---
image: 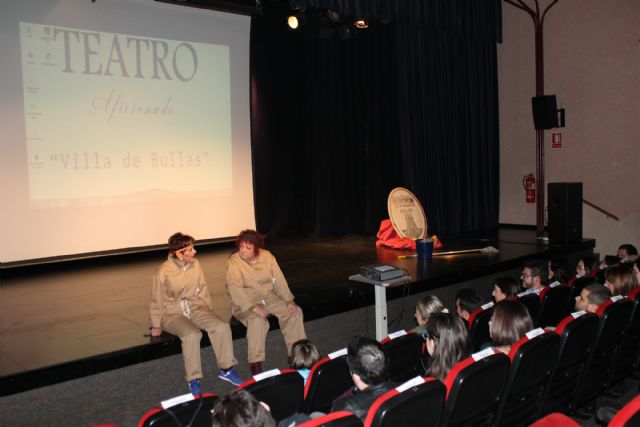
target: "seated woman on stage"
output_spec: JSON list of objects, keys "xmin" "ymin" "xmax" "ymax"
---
[
  {"xmin": 492, "ymin": 277, "xmax": 519, "ymax": 302},
  {"xmin": 489, "ymin": 300, "xmax": 534, "ymax": 355},
  {"xmin": 150, "ymin": 232, "xmax": 242, "ymax": 395},
  {"xmin": 226, "ymin": 229, "xmax": 306, "ymax": 375},
  {"xmin": 424, "ymin": 312, "xmax": 471, "ymax": 381}
]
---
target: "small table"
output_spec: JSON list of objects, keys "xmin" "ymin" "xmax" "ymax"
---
[{"xmin": 349, "ymin": 274, "xmax": 412, "ymax": 340}]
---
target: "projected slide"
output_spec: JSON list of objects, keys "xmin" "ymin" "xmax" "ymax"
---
[
  {"xmin": 21, "ymin": 23, "xmax": 232, "ymax": 205},
  {"xmin": 0, "ymin": 0, "xmax": 254, "ymax": 264}
]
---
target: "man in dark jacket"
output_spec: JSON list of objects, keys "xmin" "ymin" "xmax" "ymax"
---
[{"xmin": 330, "ymin": 336, "xmax": 394, "ymax": 421}]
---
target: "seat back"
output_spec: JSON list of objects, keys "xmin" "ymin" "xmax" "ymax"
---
[
  {"xmin": 364, "ymin": 376, "xmax": 445, "ymax": 427},
  {"xmin": 527, "ymin": 412, "xmax": 581, "ymax": 427},
  {"xmin": 439, "ymin": 349, "xmax": 510, "ymax": 427},
  {"xmin": 303, "ymin": 351, "xmax": 354, "ymax": 414},
  {"xmin": 467, "ymin": 302, "xmax": 494, "ymax": 352},
  {"xmin": 537, "ymin": 283, "xmax": 572, "ymax": 327},
  {"xmin": 138, "ymin": 393, "xmax": 218, "ymax": 427},
  {"xmin": 237, "ymin": 369, "xmax": 304, "ymax": 422},
  {"xmin": 575, "ymin": 297, "xmax": 635, "ymax": 408},
  {"xmin": 296, "ymin": 411, "xmax": 363, "ymax": 427},
  {"xmin": 609, "ymin": 395, "xmax": 640, "ymax": 427},
  {"xmin": 539, "ymin": 311, "xmax": 598, "ymax": 416},
  {"xmin": 493, "ymin": 329, "xmax": 560, "ymax": 427},
  {"xmin": 380, "ymin": 331, "xmax": 424, "ymax": 382},
  {"xmin": 610, "ymin": 288, "xmax": 640, "ymax": 384},
  {"xmin": 514, "ymin": 292, "xmax": 540, "ymax": 324}
]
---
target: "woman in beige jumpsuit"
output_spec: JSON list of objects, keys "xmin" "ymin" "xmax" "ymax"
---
[{"xmin": 226, "ymin": 229, "xmax": 306, "ymax": 375}]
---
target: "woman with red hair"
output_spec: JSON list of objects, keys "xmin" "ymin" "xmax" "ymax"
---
[{"xmin": 226, "ymin": 229, "xmax": 306, "ymax": 375}]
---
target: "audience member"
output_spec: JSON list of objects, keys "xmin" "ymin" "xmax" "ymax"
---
[
  {"xmin": 290, "ymin": 339, "xmax": 320, "ymax": 385},
  {"xmin": 617, "ymin": 244, "xmax": 638, "ymax": 263},
  {"xmin": 548, "ymin": 257, "xmax": 571, "ymax": 283},
  {"xmin": 632, "ymin": 259, "xmax": 640, "ymax": 286},
  {"xmin": 492, "ymin": 277, "xmax": 519, "ymax": 302},
  {"xmin": 489, "ymin": 300, "xmax": 534, "ymax": 355},
  {"xmin": 412, "ymin": 294, "xmax": 446, "ymax": 336},
  {"xmin": 211, "ymin": 389, "xmax": 275, "ymax": 427},
  {"xmin": 330, "ymin": 336, "xmax": 394, "ymax": 421},
  {"xmin": 604, "ymin": 265, "xmax": 638, "ymax": 296},
  {"xmin": 574, "ymin": 284, "xmax": 612, "ymax": 313},
  {"xmin": 424, "ymin": 312, "xmax": 471, "ymax": 381},
  {"xmin": 521, "ymin": 260, "xmax": 548, "ymax": 292},
  {"xmin": 455, "ymin": 288, "xmax": 483, "ymax": 321},
  {"xmin": 575, "ymin": 256, "xmax": 597, "ymax": 279}
]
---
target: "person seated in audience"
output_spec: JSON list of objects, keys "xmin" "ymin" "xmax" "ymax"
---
[
  {"xmin": 575, "ymin": 256, "xmax": 597, "ymax": 279},
  {"xmin": 489, "ymin": 300, "xmax": 534, "ymax": 355},
  {"xmin": 211, "ymin": 389, "xmax": 275, "ymax": 427},
  {"xmin": 278, "ymin": 336, "xmax": 394, "ymax": 426},
  {"xmin": 632, "ymin": 259, "xmax": 640, "ymax": 286},
  {"xmin": 548, "ymin": 257, "xmax": 570, "ymax": 283},
  {"xmin": 492, "ymin": 277, "xmax": 519, "ymax": 302},
  {"xmin": 412, "ymin": 294, "xmax": 446, "ymax": 336},
  {"xmin": 330, "ymin": 336, "xmax": 394, "ymax": 421},
  {"xmin": 520, "ymin": 260, "xmax": 548, "ymax": 293},
  {"xmin": 617, "ymin": 244, "xmax": 638, "ymax": 263},
  {"xmin": 424, "ymin": 312, "xmax": 471, "ymax": 381},
  {"xmin": 574, "ymin": 283, "xmax": 612, "ymax": 314},
  {"xmin": 604, "ymin": 265, "xmax": 638, "ymax": 296},
  {"xmin": 455, "ymin": 288, "xmax": 483, "ymax": 321},
  {"xmin": 290, "ymin": 339, "xmax": 320, "ymax": 385}
]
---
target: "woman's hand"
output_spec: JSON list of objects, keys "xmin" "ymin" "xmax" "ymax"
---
[
  {"xmin": 150, "ymin": 327, "xmax": 162, "ymax": 337},
  {"xmin": 252, "ymin": 304, "xmax": 270, "ymax": 319},
  {"xmin": 287, "ymin": 302, "xmax": 302, "ymax": 318}
]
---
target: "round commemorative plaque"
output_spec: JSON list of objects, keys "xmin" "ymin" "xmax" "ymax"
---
[{"xmin": 387, "ymin": 187, "xmax": 428, "ymax": 240}]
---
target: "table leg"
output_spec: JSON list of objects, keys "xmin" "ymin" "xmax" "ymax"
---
[{"xmin": 374, "ymin": 286, "xmax": 388, "ymax": 340}]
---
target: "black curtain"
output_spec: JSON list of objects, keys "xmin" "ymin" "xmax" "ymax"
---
[{"xmin": 250, "ymin": 0, "xmax": 501, "ymax": 238}]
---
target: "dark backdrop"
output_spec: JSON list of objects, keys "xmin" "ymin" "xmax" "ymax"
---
[{"xmin": 250, "ymin": 0, "xmax": 502, "ymax": 238}]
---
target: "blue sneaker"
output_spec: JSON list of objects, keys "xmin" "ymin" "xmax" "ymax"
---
[
  {"xmin": 188, "ymin": 379, "xmax": 202, "ymax": 395},
  {"xmin": 218, "ymin": 368, "xmax": 243, "ymax": 386}
]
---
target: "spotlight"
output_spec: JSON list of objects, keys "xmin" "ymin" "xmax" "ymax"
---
[
  {"xmin": 287, "ymin": 13, "xmax": 306, "ymax": 29},
  {"xmin": 354, "ymin": 19, "xmax": 368, "ymax": 29}
]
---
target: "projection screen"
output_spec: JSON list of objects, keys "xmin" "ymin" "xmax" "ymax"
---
[{"xmin": 0, "ymin": 0, "xmax": 254, "ymax": 264}]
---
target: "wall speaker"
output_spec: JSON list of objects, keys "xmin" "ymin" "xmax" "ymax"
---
[
  {"xmin": 532, "ymin": 95, "xmax": 558, "ymax": 130},
  {"xmin": 548, "ymin": 182, "xmax": 582, "ymax": 245}
]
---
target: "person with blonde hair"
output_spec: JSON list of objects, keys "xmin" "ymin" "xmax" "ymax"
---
[{"xmin": 412, "ymin": 294, "xmax": 445, "ymax": 335}]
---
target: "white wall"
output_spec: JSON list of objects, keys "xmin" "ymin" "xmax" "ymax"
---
[{"xmin": 498, "ymin": 0, "xmax": 640, "ymax": 256}]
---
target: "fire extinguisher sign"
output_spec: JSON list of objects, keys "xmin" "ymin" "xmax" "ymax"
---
[{"xmin": 552, "ymin": 132, "xmax": 562, "ymax": 148}]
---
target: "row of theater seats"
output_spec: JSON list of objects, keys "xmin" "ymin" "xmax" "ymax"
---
[{"xmin": 137, "ymin": 287, "xmax": 640, "ymax": 426}]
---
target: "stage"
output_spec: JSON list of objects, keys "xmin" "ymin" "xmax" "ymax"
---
[{"xmin": 0, "ymin": 226, "xmax": 595, "ymax": 396}]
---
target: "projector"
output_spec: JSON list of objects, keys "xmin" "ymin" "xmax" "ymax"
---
[{"xmin": 360, "ymin": 264, "xmax": 406, "ymax": 282}]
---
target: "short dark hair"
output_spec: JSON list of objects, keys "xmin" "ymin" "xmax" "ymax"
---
[
  {"xmin": 584, "ymin": 284, "xmax": 611, "ymax": 307},
  {"xmin": 619, "ymin": 244, "xmax": 638, "ymax": 256},
  {"xmin": 455, "ymin": 288, "xmax": 483, "ymax": 314},
  {"xmin": 490, "ymin": 300, "xmax": 534, "ymax": 347},
  {"xmin": 425, "ymin": 313, "xmax": 471, "ymax": 381},
  {"xmin": 346, "ymin": 336, "xmax": 388, "ymax": 386},
  {"xmin": 168, "ymin": 232, "xmax": 195, "ymax": 254},
  {"xmin": 524, "ymin": 260, "xmax": 548, "ymax": 283},
  {"xmin": 549, "ymin": 257, "xmax": 570, "ymax": 282},
  {"xmin": 211, "ymin": 389, "xmax": 275, "ymax": 427},
  {"xmin": 494, "ymin": 277, "xmax": 519, "ymax": 299},
  {"xmin": 290, "ymin": 339, "xmax": 320, "ymax": 370},
  {"xmin": 235, "ymin": 229, "xmax": 265, "ymax": 257}
]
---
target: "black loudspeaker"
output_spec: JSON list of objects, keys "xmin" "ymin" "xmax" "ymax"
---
[
  {"xmin": 548, "ymin": 182, "xmax": 582, "ymax": 245},
  {"xmin": 532, "ymin": 95, "xmax": 558, "ymax": 130}
]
